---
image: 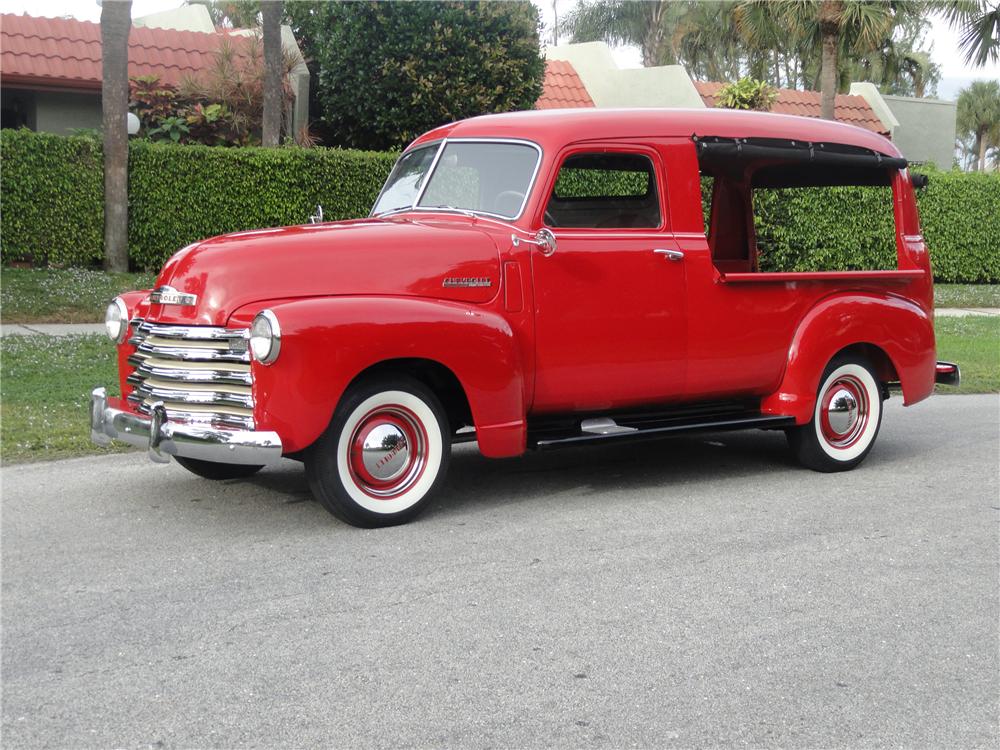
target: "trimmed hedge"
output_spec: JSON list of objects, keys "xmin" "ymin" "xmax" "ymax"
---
[
  {"xmin": 128, "ymin": 142, "xmax": 396, "ymax": 268},
  {"xmin": 1, "ymin": 130, "xmax": 104, "ymax": 266},
  {"xmin": 1, "ymin": 129, "xmax": 998, "ymax": 282}
]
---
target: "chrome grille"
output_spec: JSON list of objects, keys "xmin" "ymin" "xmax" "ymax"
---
[{"xmin": 126, "ymin": 320, "xmax": 255, "ymax": 429}]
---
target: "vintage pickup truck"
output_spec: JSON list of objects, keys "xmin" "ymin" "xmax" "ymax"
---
[{"xmin": 91, "ymin": 109, "xmax": 959, "ymax": 527}]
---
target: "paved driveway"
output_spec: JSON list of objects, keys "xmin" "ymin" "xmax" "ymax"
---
[{"xmin": 2, "ymin": 395, "xmax": 997, "ymax": 748}]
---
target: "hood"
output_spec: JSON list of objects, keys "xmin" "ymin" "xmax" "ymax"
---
[{"xmin": 147, "ymin": 217, "xmax": 503, "ymax": 326}]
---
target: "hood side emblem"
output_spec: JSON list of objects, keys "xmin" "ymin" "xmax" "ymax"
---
[
  {"xmin": 443, "ymin": 277, "xmax": 492, "ymax": 288},
  {"xmin": 149, "ymin": 285, "xmax": 198, "ymax": 306}
]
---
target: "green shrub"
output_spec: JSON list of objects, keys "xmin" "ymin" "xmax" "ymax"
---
[
  {"xmin": 128, "ymin": 141, "xmax": 397, "ymax": 268},
  {"xmin": 2, "ymin": 130, "xmax": 998, "ymax": 282},
  {"xmin": 0, "ymin": 129, "xmax": 104, "ymax": 267},
  {"xmin": 913, "ymin": 167, "xmax": 1000, "ymax": 284}
]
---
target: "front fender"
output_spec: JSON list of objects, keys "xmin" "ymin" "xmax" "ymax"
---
[
  {"xmin": 238, "ymin": 297, "xmax": 526, "ymax": 457},
  {"xmin": 761, "ymin": 293, "xmax": 935, "ymax": 424}
]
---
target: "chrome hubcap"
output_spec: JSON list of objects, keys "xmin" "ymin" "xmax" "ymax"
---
[
  {"xmin": 348, "ymin": 405, "xmax": 428, "ymax": 499},
  {"xmin": 826, "ymin": 388, "xmax": 859, "ymax": 435},
  {"xmin": 360, "ymin": 423, "xmax": 410, "ymax": 482},
  {"xmin": 819, "ymin": 374, "xmax": 870, "ymax": 449}
]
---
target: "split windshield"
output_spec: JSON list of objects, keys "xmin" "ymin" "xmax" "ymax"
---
[{"xmin": 372, "ymin": 141, "xmax": 540, "ymax": 220}]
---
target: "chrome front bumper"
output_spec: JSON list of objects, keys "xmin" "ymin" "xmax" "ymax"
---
[{"xmin": 89, "ymin": 387, "xmax": 283, "ymax": 466}]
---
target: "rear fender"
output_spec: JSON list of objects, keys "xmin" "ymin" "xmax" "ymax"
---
[
  {"xmin": 238, "ymin": 297, "xmax": 526, "ymax": 457},
  {"xmin": 761, "ymin": 293, "xmax": 935, "ymax": 424}
]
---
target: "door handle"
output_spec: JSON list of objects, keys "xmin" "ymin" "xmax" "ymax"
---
[{"xmin": 653, "ymin": 248, "xmax": 684, "ymax": 261}]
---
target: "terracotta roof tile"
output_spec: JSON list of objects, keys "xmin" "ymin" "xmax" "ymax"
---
[
  {"xmin": 694, "ymin": 79, "xmax": 888, "ymax": 135},
  {"xmin": 0, "ymin": 12, "xmax": 253, "ymax": 90},
  {"xmin": 537, "ymin": 59, "xmax": 595, "ymax": 109}
]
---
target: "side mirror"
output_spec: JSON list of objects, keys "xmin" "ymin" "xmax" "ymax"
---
[{"xmin": 511, "ymin": 228, "xmax": 557, "ymax": 256}]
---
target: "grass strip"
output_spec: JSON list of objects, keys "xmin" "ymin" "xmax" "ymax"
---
[
  {"xmin": 933, "ymin": 283, "xmax": 1000, "ymax": 309},
  {"xmin": 1, "ymin": 268, "xmax": 156, "ymax": 324},
  {"xmin": 0, "ymin": 334, "xmax": 129, "ymax": 464},
  {"xmin": 934, "ymin": 315, "xmax": 1000, "ymax": 394}
]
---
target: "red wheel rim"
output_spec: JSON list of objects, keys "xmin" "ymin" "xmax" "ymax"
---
[
  {"xmin": 819, "ymin": 375, "xmax": 870, "ymax": 449},
  {"xmin": 348, "ymin": 405, "xmax": 428, "ymax": 499}
]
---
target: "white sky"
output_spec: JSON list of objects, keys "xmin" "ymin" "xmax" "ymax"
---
[{"xmin": 4, "ymin": 0, "xmax": 998, "ymax": 99}]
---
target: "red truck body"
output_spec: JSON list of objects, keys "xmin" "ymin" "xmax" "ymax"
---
[{"xmin": 93, "ymin": 109, "xmax": 955, "ymax": 526}]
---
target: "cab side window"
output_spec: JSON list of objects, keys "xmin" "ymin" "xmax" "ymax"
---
[{"xmin": 544, "ymin": 152, "xmax": 661, "ymax": 229}]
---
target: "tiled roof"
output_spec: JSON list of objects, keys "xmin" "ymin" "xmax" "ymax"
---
[
  {"xmin": 537, "ymin": 60, "xmax": 595, "ymax": 109},
  {"xmin": 694, "ymin": 80, "xmax": 888, "ymax": 135},
  {"xmin": 0, "ymin": 13, "xmax": 252, "ymax": 90}
]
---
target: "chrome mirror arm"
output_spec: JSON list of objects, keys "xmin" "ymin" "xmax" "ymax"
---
[{"xmin": 511, "ymin": 228, "xmax": 557, "ymax": 256}]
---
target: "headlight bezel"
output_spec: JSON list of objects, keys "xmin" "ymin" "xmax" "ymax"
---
[
  {"xmin": 249, "ymin": 309, "xmax": 281, "ymax": 365},
  {"xmin": 105, "ymin": 297, "xmax": 129, "ymax": 344}
]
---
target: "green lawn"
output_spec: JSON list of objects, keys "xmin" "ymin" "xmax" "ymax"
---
[
  {"xmin": 1, "ymin": 268, "xmax": 156, "ymax": 323},
  {"xmin": 1, "ymin": 318, "xmax": 996, "ymax": 464},
  {"xmin": 934, "ymin": 316, "xmax": 1000, "ymax": 394},
  {"xmin": 0, "ymin": 334, "xmax": 129, "ymax": 464},
  {"xmin": 934, "ymin": 284, "xmax": 1000, "ymax": 309}
]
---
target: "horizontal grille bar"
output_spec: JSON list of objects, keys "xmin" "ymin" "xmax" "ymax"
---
[{"xmin": 125, "ymin": 319, "xmax": 255, "ymax": 429}]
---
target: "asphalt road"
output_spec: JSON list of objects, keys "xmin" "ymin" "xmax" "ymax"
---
[{"xmin": 3, "ymin": 395, "xmax": 998, "ymax": 748}]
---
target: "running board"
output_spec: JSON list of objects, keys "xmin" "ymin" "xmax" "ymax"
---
[{"xmin": 531, "ymin": 413, "xmax": 796, "ymax": 451}]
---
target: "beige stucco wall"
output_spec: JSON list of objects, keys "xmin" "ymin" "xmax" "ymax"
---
[
  {"xmin": 881, "ymin": 95, "xmax": 958, "ymax": 168},
  {"xmin": 546, "ymin": 42, "xmax": 705, "ymax": 109}
]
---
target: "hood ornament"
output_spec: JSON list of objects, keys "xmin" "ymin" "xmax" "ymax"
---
[
  {"xmin": 149, "ymin": 285, "xmax": 198, "ymax": 306},
  {"xmin": 309, "ymin": 204, "xmax": 324, "ymax": 224}
]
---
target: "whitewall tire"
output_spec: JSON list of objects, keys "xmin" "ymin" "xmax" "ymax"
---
[
  {"xmin": 306, "ymin": 376, "xmax": 450, "ymax": 527},
  {"xmin": 788, "ymin": 355, "xmax": 884, "ymax": 472}
]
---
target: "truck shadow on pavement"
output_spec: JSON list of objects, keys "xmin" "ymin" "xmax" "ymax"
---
[{"xmin": 234, "ymin": 427, "xmax": 860, "ymax": 525}]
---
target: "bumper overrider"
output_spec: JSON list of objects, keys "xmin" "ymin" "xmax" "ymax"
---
[{"xmin": 90, "ymin": 387, "xmax": 283, "ymax": 466}]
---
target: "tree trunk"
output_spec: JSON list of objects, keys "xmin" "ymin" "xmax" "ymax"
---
[
  {"xmin": 261, "ymin": 0, "xmax": 284, "ymax": 147},
  {"xmin": 978, "ymin": 127, "xmax": 988, "ymax": 171},
  {"xmin": 642, "ymin": 1, "xmax": 666, "ymax": 67},
  {"xmin": 101, "ymin": 0, "xmax": 132, "ymax": 272},
  {"xmin": 818, "ymin": 0, "xmax": 844, "ymax": 121}
]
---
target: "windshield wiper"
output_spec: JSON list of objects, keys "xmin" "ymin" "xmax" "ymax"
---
[
  {"xmin": 424, "ymin": 205, "xmax": 478, "ymax": 219},
  {"xmin": 373, "ymin": 206, "xmax": 415, "ymax": 218}
]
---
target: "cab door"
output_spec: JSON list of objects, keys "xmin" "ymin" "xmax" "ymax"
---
[{"xmin": 529, "ymin": 145, "xmax": 687, "ymax": 413}]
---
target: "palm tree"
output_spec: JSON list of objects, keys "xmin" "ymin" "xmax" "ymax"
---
[
  {"xmin": 957, "ymin": 80, "xmax": 1000, "ymax": 171},
  {"xmin": 937, "ymin": 0, "xmax": 999, "ymax": 67},
  {"xmin": 559, "ymin": 0, "xmax": 671, "ymax": 67},
  {"xmin": 260, "ymin": 0, "xmax": 283, "ymax": 146},
  {"xmin": 101, "ymin": 0, "xmax": 132, "ymax": 272},
  {"xmin": 738, "ymin": 0, "xmax": 899, "ymax": 120}
]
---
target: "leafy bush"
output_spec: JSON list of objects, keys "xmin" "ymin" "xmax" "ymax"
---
[
  {"xmin": 286, "ymin": 0, "xmax": 545, "ymax": 150},
  {"xmin": 0, "ymin": 129, "xmax": 104, "ymax": 267},
  {"xmin": 128, "ymin": 141, "xmax": 396, "ymax": 268},
  {"xmin": 716, "ymin": 77, "xmax": 779, "ymax": 111},
  {"xmin": 912, "ymin": 167, "xmax": 1000, "ymax": 283}
]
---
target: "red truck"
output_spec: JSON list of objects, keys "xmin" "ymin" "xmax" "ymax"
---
[{"xmin": 91, "ymin": 109, "xmax": 958, "ymax": 527}]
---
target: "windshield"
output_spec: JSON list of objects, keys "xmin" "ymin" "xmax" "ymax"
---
[{"xmin": 372, "ymin": 140, "xmax": 540, "ymax": 219}]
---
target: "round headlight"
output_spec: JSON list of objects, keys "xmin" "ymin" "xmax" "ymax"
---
[
  {"xmin": 105, "ymin": 297, "xmax": 128, "ymax": 344},
  {"xmin": 249, "ymin": 310, "xmax": 281, "ymax": 365}
]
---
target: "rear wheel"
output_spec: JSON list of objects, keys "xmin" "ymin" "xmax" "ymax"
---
[
  {"xmin": 174, "ymin": 457, "xmax": 263, "ymax": 480},
  {"xmin": 787, "ymin": 354, "xmax": 884, "ymax": 472},
  {"xmin": 305, "ymin": 375, "xmax": 450, "ymax": 527}
]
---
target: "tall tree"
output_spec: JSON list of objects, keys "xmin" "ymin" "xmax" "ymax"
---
[
  {"xmin": 260, "ymin": 0, "xmax": 283, "ymax": 146},
  {"xmin": 937, "ymin": 0, "xmax": 1000, "ymax": 67},
  {"xmin": 285, "ymin": 1, "xmax": 544, "ymax": 150},
  {"xmin": 101, "ymin": 0, "xmax": 132, "ymax": 272},
  {"xmin": 187, "ymin": 0, "xmax": 261, "ymax": 29},
  {"xmin": 957, "ymin": 79, "xmax": 1000, "ymax": 170},
  {"xmin": 737, "ymin": 1, "xmax": 899, "ymax": 119},
  {"xmin": 560, "ymin": 0, "xmax": 670, "ymax": 67}
]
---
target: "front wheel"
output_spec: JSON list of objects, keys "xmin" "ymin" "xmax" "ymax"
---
[
  {"xmin": 305, "ymin": 375, "xmax": 451, "ymax": 527},
  {"xmin": 787, "ymin": 355, "xmax": 884, "ymax": 472}
]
